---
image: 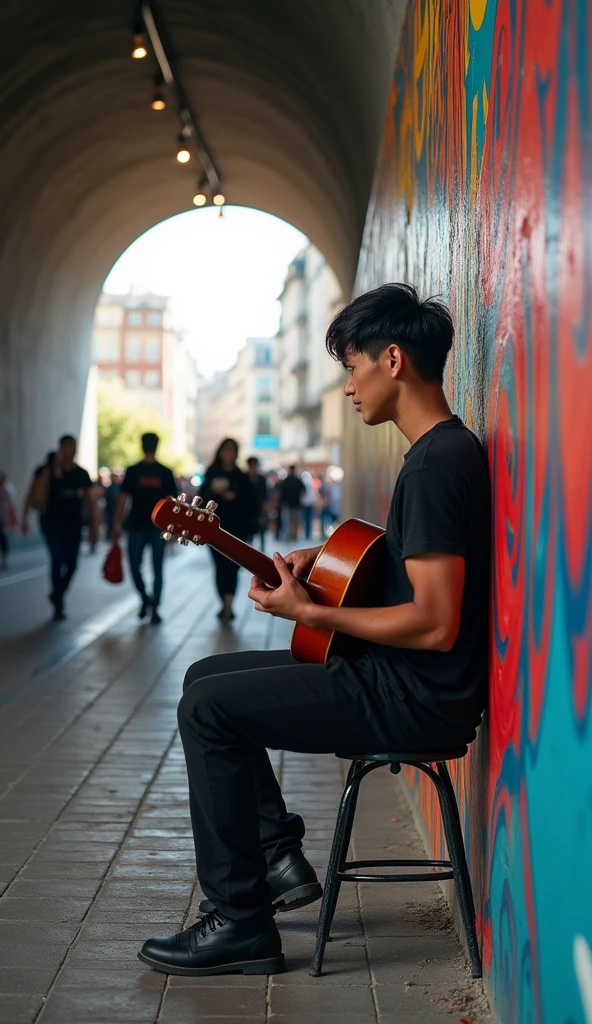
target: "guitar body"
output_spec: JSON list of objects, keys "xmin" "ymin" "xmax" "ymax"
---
[
  {"xmin": 291, "ymin": 519, "xmax": 386, "ymax": 663},
  {"xmin": 151, "ymin": 496, "xmax": 386, "ymax": 665}
]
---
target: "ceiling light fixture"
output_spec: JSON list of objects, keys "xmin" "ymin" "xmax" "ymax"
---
[
  {"xmin": 131, "ymin": 32, "xmax": 148, "ymax": 59},
  {"xmin": 176, "ymin": 133, "xmax": 191, "ymax": 163},
  {"xmin": 151, "ymin": 72, "xmax": 166, "ymax": 110},
  {"xmin": 212, "ymin": 193, "xmax": 225, "ymax": 207}
]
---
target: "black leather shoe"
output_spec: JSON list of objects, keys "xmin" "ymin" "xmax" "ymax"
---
[
  {"xmin": 138, "ymin": 911, "xmax": 284, "ymax": 977},
  {"xmin": 198, "ymin": 849, "xmax": 322, "ymax": 917}
]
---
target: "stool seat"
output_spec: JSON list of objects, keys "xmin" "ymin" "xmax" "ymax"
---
[{"xmin": 336, "ymin": 747, "xmax": 467, "ymax": 763}]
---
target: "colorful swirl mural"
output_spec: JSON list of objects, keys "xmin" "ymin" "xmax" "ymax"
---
[{"xmin": 352, "ymin": 1, "xmax": 592, "ymax": 1021}]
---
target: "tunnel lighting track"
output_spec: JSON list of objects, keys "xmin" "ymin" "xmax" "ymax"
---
[{"xmin": 138, "ymin": 1, "xmax": 223, "ymax": 195}]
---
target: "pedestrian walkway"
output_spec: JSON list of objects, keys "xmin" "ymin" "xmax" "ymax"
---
[{"xmin": 0, "ymin": 541, "xmax": 492, "ymax": 1023}]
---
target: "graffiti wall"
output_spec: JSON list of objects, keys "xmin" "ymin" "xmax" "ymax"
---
[{"xmin": 351, "ymin": 1, "xmax": 592, "ymax": 1021}]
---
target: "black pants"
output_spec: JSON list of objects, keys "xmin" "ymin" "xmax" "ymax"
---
[
  {"xmin": 210, "ymin": 548, "xmax": 240, "ymax": 601},
  {"xmin": 0, "ymin": 526, "xmax": 7, "ymax": 560},
  {"xmin": 178, "ymin": 649, "xmax": 437, "ymax": 924},
  {"xmin": 41, "ymin": 521, "xmax": 82, "ymax": 608},
  {"xmin": 128, "ymin": 527, "xmax": 166, "ymax": 609}
]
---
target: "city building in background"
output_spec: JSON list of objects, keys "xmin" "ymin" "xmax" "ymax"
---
[
  {"xmin": 92, "ymin": 292, "xmax": 197, "ymax": 462},
  {"xmin": 197, "ymin": 339, "xmax": 279, "ymax": 469},
  {"xmin": 276, "ymin": 244, "xmax": 343, "ymax": 470}
]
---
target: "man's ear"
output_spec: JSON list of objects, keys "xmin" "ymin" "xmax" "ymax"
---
[{"xmin": 387, "ymin": 343, "xmax": 403, "ymax": 378}]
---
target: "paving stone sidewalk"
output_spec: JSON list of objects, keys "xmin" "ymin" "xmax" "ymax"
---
[{"xmin": 0, "ymin": 544, "xmax": 493, "ymax": 1023}]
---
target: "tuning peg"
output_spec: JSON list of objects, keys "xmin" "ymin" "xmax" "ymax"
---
[
  {"xmin": 177, "ymin": 492, "xmax": 187, "ymax": 504},
  {"xmin": 161, "ymin": 531, "xmax": 172, "ymax": 541},
  {"xmin": 205, "ymin": 500, "xmax": 218, "ymax": 512},
  {"xmin": 191, "ymin": 495, "xmax": 203, "ymax": 508},
  {"xmin": 177, "ymin": 536, "xmax": 189, "ymax": 546}
]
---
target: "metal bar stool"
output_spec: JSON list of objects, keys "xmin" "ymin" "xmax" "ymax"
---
[{"xmin": 310, "ymin": 748, "xmax": 482, "ymax": 979}]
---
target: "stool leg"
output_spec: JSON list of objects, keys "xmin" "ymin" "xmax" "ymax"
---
[
  {"xmin": 310, "ymin": 761, "xmax": 372, "ymax": 977},
  {"xmin": 434, "ymin": 762, "xmax": 482, "ymax": 978}
]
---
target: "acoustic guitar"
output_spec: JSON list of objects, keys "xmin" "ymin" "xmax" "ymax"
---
[{"xmin": 152, "ymin": 493, "xmax": 386, "ymax": 664}]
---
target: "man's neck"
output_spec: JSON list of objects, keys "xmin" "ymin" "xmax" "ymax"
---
[
  {"xmin": 143, "ymin": 454, "xmax": 156, "ymax": 464},
  {"xmin": 394, "ymin": 387, "xmax": 454, "ymax": 448}
]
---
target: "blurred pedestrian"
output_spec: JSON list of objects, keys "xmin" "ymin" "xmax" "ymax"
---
[
  {"xmin": 200, "ymin": 438, "xmax": 257, "ymax": 624},
  {"xmin": 104, "ymin": 468, "xmax": 123, "ymax": 540},
  {"xmin": 320, "ymin": 467, "xmax": 343, "ymax": 537},
  {"xmin": 245, "ymin": 456, "xmax": 270, "ymax": 551},
  {"xmin": 278, "ymin": 465, "xmax": 305, "ymax": 541},
  {"xmin": 0, "ymin": 472, "xmax": 17, "ymax": 570},
  {"xmin": 21, "ymin": 435, "xmax": 97, "ymax": 620},
  {"xmin": 111, "ymin": 433, "xmax": 177, "ymax": 625},
  {"xmin": 300, "ymin": 471, "xmax": 317, "ymax": 541}
]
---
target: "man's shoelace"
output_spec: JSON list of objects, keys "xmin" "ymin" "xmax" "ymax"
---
[{"xmin": 188, "ymin": 910, "xmax": 227, "ymax": 951}]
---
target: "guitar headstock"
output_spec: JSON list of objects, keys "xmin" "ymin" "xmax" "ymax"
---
[{"xmin": 151, "ymin": 493, "xmax": 221, "ymax": 547}]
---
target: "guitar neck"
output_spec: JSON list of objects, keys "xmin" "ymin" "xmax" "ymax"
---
[
  {"xmin": 208, "ymin": 530, "xmax": 282, "ymax": 587},
  {"xmin": 207, "ymin": 529, "xmax": 323, "ymax": 599}
]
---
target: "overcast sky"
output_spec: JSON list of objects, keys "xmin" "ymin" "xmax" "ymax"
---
[{"xmin": 103, "ymin": 207, "xmax": 306, "ymax": 378}]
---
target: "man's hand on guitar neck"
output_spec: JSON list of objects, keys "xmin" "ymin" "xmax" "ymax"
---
[
  {"xmin": 248, "ymin": 552, "xmax": 315, "ymax": 622},
  {"xmin": 284, "ymin": 545, "xmax": 322, "ymax": 579}
]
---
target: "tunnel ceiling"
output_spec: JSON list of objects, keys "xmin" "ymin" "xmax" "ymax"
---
[{"xmin": 0, "ymin": 0, "xmax": 405, "ymax": 305}]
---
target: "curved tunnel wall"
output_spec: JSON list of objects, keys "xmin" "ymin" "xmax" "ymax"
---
[
  {"xmin": 0, "ymin": 0, "xmax": 405, "ymax": 498},
  {"xmin": 347, "ymin": 2, "xmax": 592, "ymax": 1020}
]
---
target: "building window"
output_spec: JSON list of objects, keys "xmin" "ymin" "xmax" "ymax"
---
[
  {"xmin": 125, "ymin": 370, "xmax": 141, "ymax": 387},
  {"xmin": 128, "ymin": 312, "xmax": 142, "ymax": 326},
  {"xmin": 99, "ymin": 368, "xmax": 119, "ymax": 381},
  {"xmin": 145, "ymin": 338, "xmax": 160, "ymax": 363},
  {"xmin": 255, "ymin": 346, "xmax": 272, "ymax": 366},
  {"xmin": 256, "ymin": 375, "xmax": 273, "ymax": 402},
  {"xmin": 126, "ymin": 335, "xmax": 141, "ymax": 362},
  {"xmin": 144, "ymin": 370, "xmax": 160, "ymax": 388},
  {"xmin": 146, "ymin": 312, "xmax": 161, "ymax": 326},
  {"xmin": 256, "ymin": 414, "xmax": 272, "ymax": 435}
]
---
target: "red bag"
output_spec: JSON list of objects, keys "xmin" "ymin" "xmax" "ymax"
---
[{"xmin": 102, "ymin": 542, "xmax": 124, "ymax": 584}]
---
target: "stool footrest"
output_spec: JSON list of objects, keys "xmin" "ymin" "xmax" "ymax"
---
[{"xmin": 338, "ymin": 858, "xmax": 454, "ymax": 884}]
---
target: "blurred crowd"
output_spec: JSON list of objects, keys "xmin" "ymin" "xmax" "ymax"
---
[{"xmin": 1, "ymin": 433, "xmax": 343, "ymax": 627}]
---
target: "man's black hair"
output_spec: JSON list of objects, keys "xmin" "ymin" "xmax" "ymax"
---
[
  {"xmin": 142, "ymin": 432, "xmax": 159, "ymax": 454},
  {"xmin": 59, "ymin": 434, "xmax": 76, "ymax": 446},
  {"xmin": 325, "ymin": 283, "xmax": 454, "ymax": 383},
  {"xmin": 247, "ymin": 456, "xmax": 259, "ymax": 466}
]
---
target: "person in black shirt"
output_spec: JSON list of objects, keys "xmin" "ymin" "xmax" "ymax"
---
[
  {"xmin": 21, "ymin": 435, "xmax": 97, "ymax": 620},
  {"xmin": 138, "ymin": 285, "xmax": 490, "ymax": 979},
  {"xmin": 112, "ymin": 433, "xmax": 177, "ymax": 625},
  {"xmin": 199, "ymin": 439, "xmax": 257, "ymax": 623},
  {"xmin": 245, "ymin": 456, "xmax": 270, "ymax": 551},
  {"xmin": 278, "ymin": 466, "xmax": 305, "ymax": 540}
]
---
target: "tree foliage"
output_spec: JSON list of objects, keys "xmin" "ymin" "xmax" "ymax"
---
[{"xmin": 97, "ymin": 380, "xmax": 180, "ymax": 471}]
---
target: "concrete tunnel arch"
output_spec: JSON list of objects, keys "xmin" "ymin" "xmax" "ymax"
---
[{"xmin": 0, "ymin": 0, "xmax": 405, "ymax": 499}]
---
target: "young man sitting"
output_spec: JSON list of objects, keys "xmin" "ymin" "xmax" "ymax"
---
[{"xmin": 138, "ymin": 283, "xmax": 490, "ymax": 977}]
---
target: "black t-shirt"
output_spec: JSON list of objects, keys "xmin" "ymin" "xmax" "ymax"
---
[
  {"xmin": 199, "ymin": 465, "xmax": 257, "ymax": 540},
  {"xmin": 121, "ymin": 460, "xmax": 177, "ymax": 530},
  {"xmin": 36, "ymin": 463, "xmax": 92, "ymax": 528},
  {"xmin": 366, "ymin": 416, "xmax": 490, "ymax": 738},
  {"xmin": 279, "ymin": 475, "xmax": 305, "ymax": 509},
  {"xmin": 250, "ymin": 473, "xmax": 269, "ymax": 512}
]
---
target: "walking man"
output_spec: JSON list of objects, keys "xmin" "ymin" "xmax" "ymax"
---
[
  {"xmin": 245, "ymin": 457, "xmax": 270, "ymax": 551},
  {"xmin": 278, "ymin": 466, "xmax": 305, "ymax": 541},
  {"xmin": 22, "ymin": 435, "xmax": 97, "ymax": 620},
  {"xmin": 138, "ymin": 284, "xmax": 490, "ymax": 977},
  {"xmin": 112, "ymin": 433, "xmax": 177, "ymax": 624}
]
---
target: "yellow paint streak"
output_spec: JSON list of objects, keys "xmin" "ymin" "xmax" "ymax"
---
[{"xmin": 469, "ymin": 0, "xmax": 488, "ymax": 31}]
